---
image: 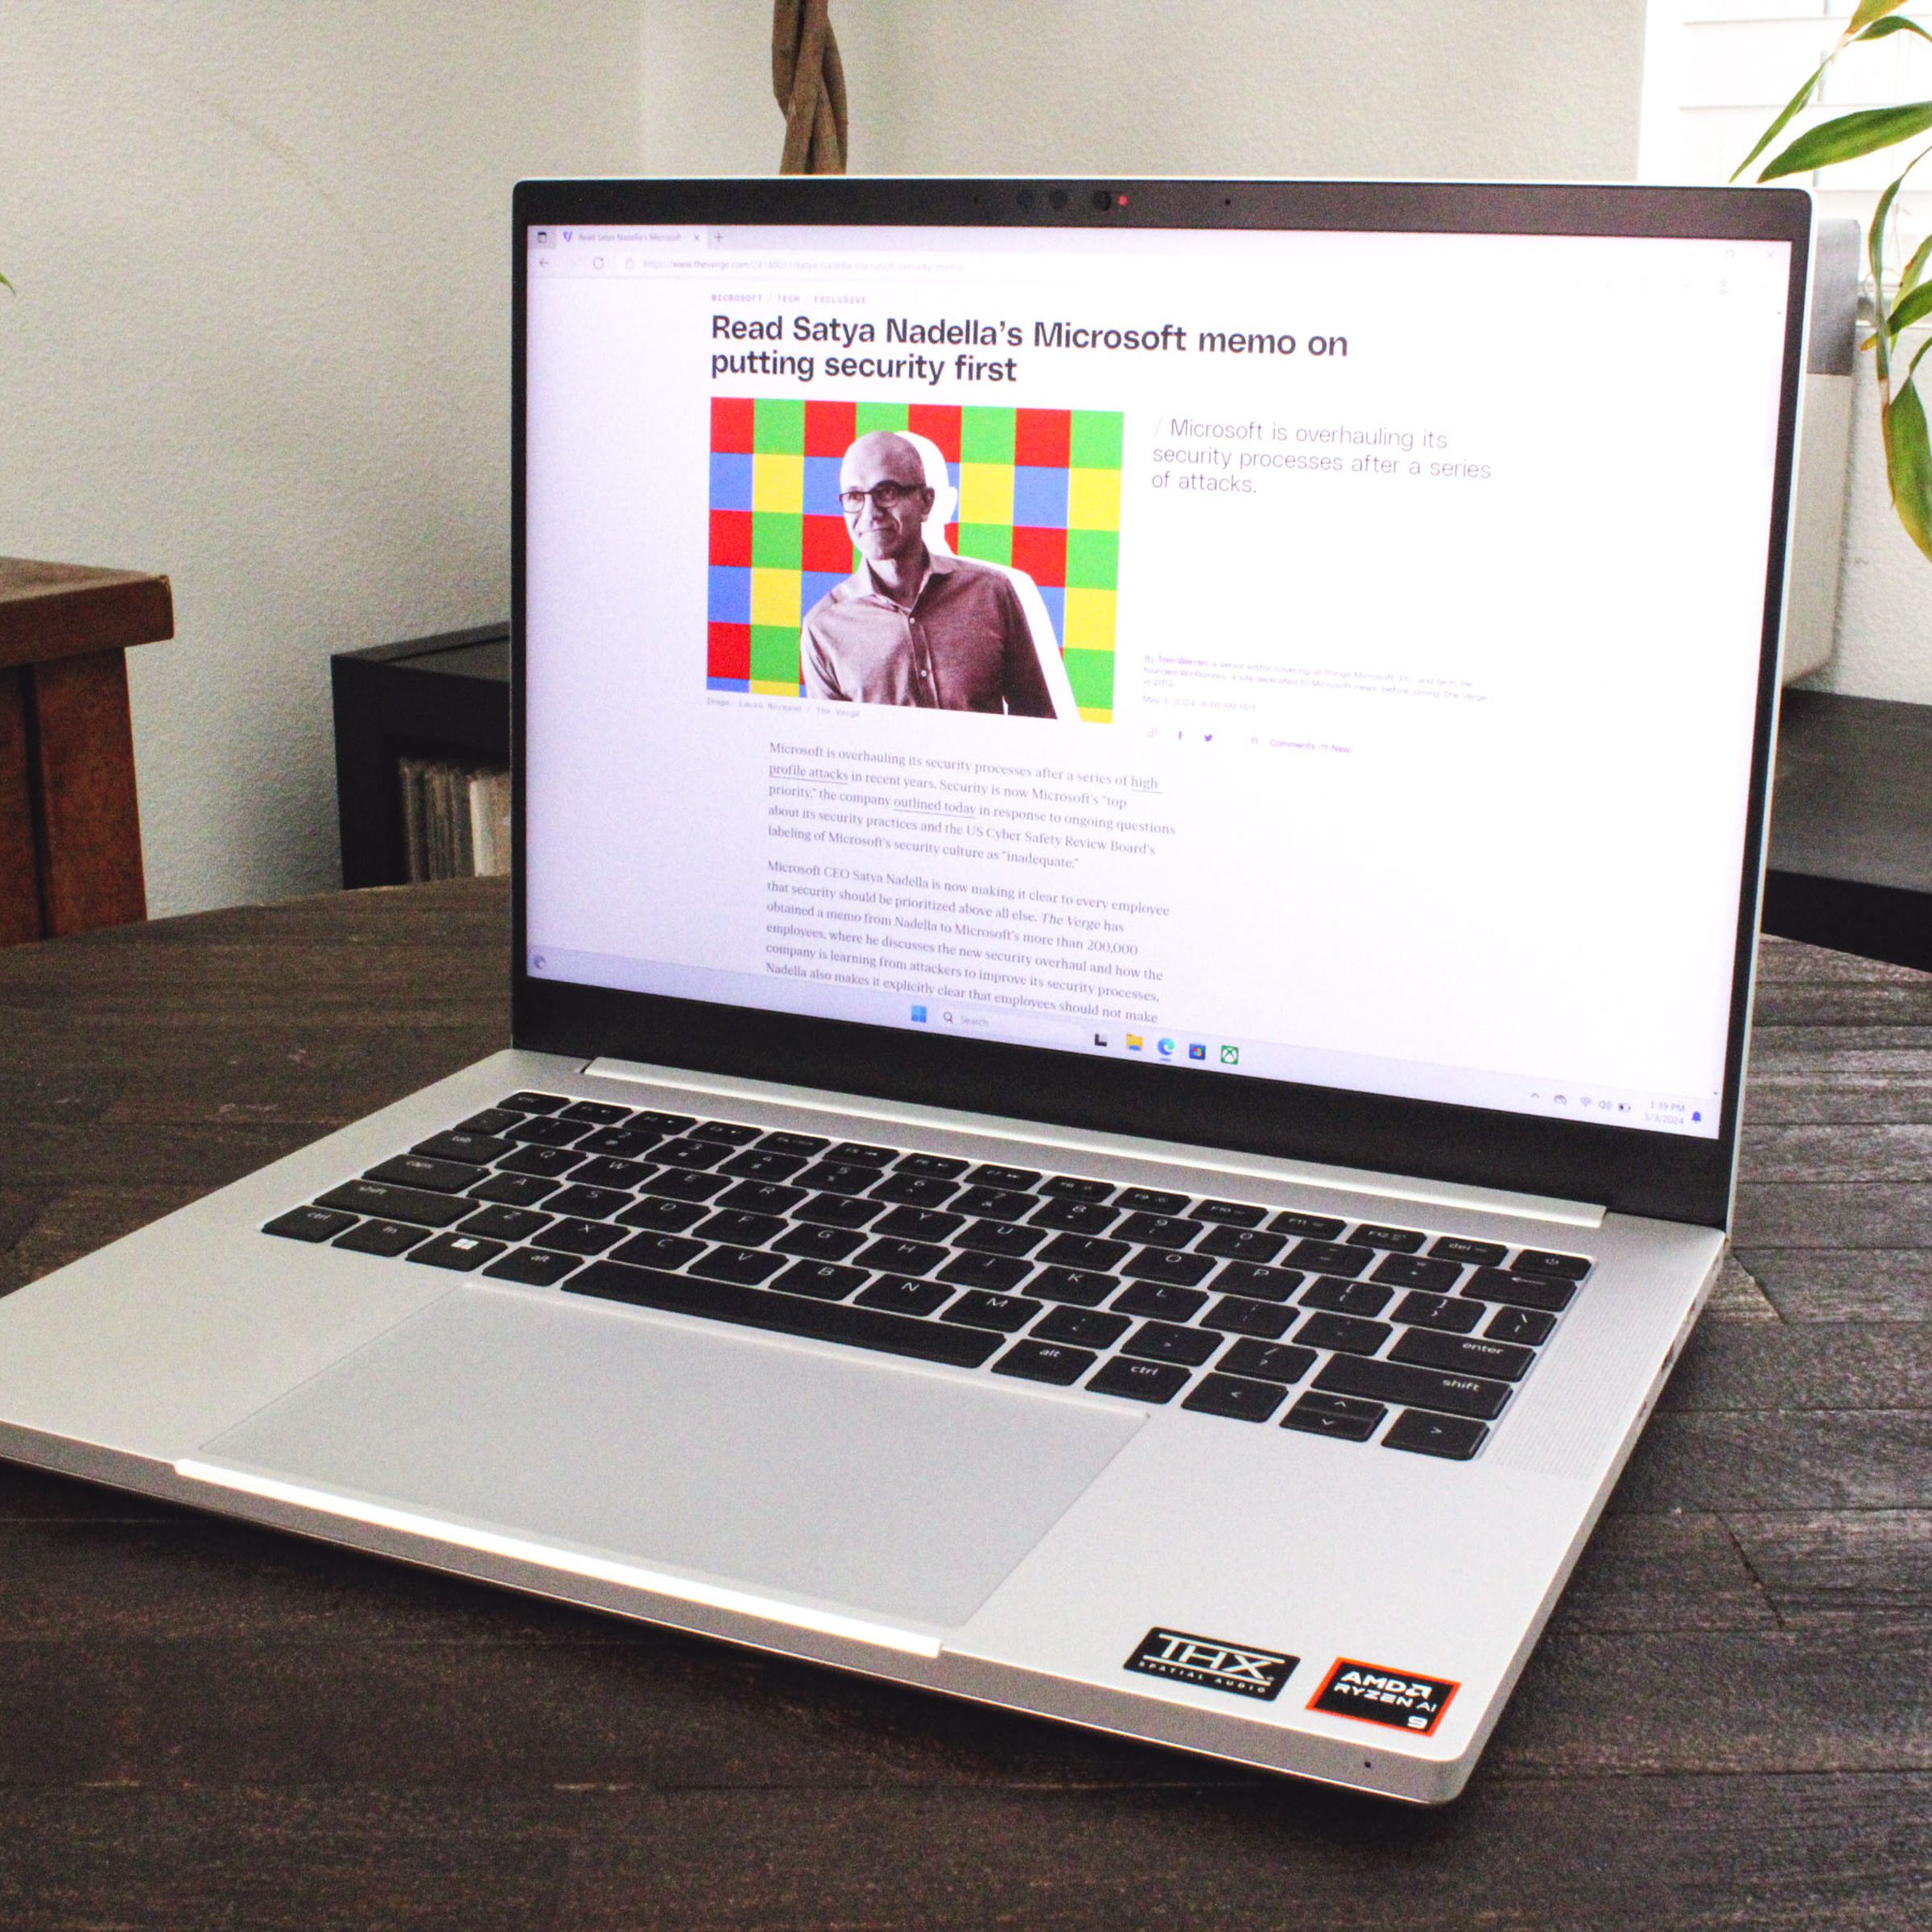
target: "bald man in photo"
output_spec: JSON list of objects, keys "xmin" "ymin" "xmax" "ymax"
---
[{"xmin": 800, "ymin": 430, "xmax": 1055, "ymax": 716}]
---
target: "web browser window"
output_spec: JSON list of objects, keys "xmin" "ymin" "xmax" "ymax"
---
[{"xmin": 522, "ymin": 220, "xmax": 1792, "ymax": 1140}]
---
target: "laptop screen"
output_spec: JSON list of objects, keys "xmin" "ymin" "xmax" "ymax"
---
[{"xmin": 521, "ymin": 200, "xmax": 1795, "ymax": 1154}]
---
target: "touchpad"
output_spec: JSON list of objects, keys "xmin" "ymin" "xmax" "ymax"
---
[{"xmin": 193, "ymin": 1284, "xmax": 1141, "ymax": 1635}]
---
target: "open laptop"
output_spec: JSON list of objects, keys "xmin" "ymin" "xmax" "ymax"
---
[{"xmin": 0, "ymin": 178, "xmax": 1810, "ymax": 1802}]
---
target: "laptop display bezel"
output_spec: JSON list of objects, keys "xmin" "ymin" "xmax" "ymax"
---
[{"xmin": 509, "ymin": 176, "xmax": 1810, "ymax": 1230}]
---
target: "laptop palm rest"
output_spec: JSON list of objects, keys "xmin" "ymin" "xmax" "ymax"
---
[{"xmin": 188, "ymin": 1284, "xmax": 1141, "ymax": 1637}]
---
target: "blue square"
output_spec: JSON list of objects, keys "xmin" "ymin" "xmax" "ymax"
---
[
  {"xmin": 710, "ymin": 452, "xmax": 753, "ymax": 510},
  {"xmin": 804, "ymin": 456, "xmax": 845, "ymax": 516},
  {"xmin": 803, "ymin": 569, "xmax": 847, "ymax": 614},
  {"xmin": 1012, "ymin": 464, "xmax": 1069, "ymax": 529},
  {"xmin": 706, "ymin": 675, "xmax": 749, "ymax": 694},
  {"xmin": 910, "ymin": 1004, "xmax": 927, "ymax": 1022},
  {"xmin": 708, "ymin": 565, "xmax": 751, "ymax": 624},
  {"xmin": 1187, "ymin": 1042, "xmax": 1207, "ymax": 1061},
  {"xmin": 1035, "ymin": 583, "xmax": 1065, "ymax": 650}
]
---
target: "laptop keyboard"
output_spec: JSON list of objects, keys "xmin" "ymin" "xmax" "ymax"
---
[{"xmin": 263, "ymin": 1091, "xmax": 1593, "ymax": 1463}]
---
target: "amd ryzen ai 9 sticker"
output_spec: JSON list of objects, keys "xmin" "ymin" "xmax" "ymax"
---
[
  {"xmin": 1309, "ymin": 1657, "xmax": 1459, "ymax": 1734},
  {"xmin": 1125, "ymin": 1628, "xmax": 1298, "ymax": 1701}
]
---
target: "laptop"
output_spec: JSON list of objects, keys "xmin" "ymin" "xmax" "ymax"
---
[{"xmin": 0, "ymin": 177, "xmax": 1810, "ymax": 1802}]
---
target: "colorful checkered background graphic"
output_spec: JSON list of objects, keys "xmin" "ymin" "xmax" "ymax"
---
[{"xmin": 706, "ymin": 398, "xmax": 1122, "ymax": 721}]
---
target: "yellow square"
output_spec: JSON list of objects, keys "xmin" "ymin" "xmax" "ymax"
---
[
  {"xmin": 957, "ymin": 461, "xmax": 1014, "ymax": 526},
  {"xmin": 752, "ymin": 453, "xmax": 804, "ymax": 514},
  {"xmin": 1067, "ymin": 466, "xmax": 1121, "ymax": 531},
  {"xmin": 1063, "ymin": 587, "xmax": 1116, "ymax": 651},
  {"xmin": 749, "ymin": 678, "xmax": 799, "ymax": 696},
  {"xmin": 750, "ymin": 568, "xmax": 803, "ymax": 626}
]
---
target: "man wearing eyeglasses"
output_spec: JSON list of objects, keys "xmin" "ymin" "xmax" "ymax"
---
[{"xmin": 800, "ymin": 431, "xmax": 1056, "ymax": 716}]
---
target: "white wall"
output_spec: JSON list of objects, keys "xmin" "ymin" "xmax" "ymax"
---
[{"xmin": 0, "ymin": 3, "xmax": 646, "ymax": 915}]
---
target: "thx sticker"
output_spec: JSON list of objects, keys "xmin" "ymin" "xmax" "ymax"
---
[
  {"xmin": 1125, "ymin": 1628, "xmax": 1298, "ymax": 1701},
  {"xmin": 1309, "ymin": 1658, "xmax": 1459, "ymax": 1735}
]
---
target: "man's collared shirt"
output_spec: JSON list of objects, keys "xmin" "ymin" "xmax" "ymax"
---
[{"xmin": 800, "ymin": 551, "xmax": 1055, "ymax": 715}]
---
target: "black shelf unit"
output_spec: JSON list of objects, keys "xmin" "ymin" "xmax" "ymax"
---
[{"xmin": 331, "ymin": 624, "xmax": 510, "ymax": 888}]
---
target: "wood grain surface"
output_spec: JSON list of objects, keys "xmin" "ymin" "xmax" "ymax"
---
[{"xmin": 1, "ymin": 877, "xmax": 1926, "ymax": 1931}]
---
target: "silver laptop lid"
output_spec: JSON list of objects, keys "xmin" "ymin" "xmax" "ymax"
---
[{"xmin": 510, "ymin": 180, "xmax": 1810, "ymax": 1228}]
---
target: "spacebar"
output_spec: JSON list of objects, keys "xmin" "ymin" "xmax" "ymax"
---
[{"xmin": 566, "ymin": 1260, "xmax": 1002, "ymax": 1368}]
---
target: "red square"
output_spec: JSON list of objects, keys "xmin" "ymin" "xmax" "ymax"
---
[
  {"xmin": 802, "ymin": 514, "xmax": 854, "ymax": 573},
  {"xmin": 804, "ymin": 399, "xmax": 858, "ymax": 456},
  {"xmin": 709, "ymin": 509, "xmax": 753, "ymax": 566},
  {"xmin": 711, "ymin": 396, "xmax": 756, "ymax": 454},
  {"xmin": 906, "ymin": 404, "xmax": 963, "ymax": 461},
  {"xmin": 1010, "ymin": 525, "xmax": 1067, "ymax": 588},
  {"xmin": 943, "ymin": 522, "xmax": 960, "ymax": 555},
  {"xmin": 708, "ymin": 622, "xmax": 750, "ymax": 679},
  {"xmin": 1015, "ymin": 408, "xmax": 1071, "ymax": 468}
]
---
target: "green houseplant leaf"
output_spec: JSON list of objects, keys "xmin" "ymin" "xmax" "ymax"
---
[
  {"xmin": 1851, "ymin": 0, "xmax": 1914, "ymax": 32},
  {"xmin": 1759, "ymin": 102, "xmax": 1932, "ymax": 180},
  {"xmin": 1881, "ymin": 378, "xmax": 1932, "ymax": 559}
]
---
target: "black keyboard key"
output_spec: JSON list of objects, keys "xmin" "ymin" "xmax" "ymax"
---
[
  {"xmin": 1183, "ymin": 1375, "xmax": 1286, "ymax": 1423},
  {"xmin": 506, "ymin": 1117, "xmax": 588, "ymax": 1149},
  {"xmin": 1088, "ymin": 1357, "xmax": 1191, "ymax": 1404},
  {"xmin": 535, "ymin": 1218, "xmax": 626, "ymax": 1256},
  {"xmin": 638, "ymin": 1168, "xmax": 732, "ymax": 1204},
  {"xmin": 1199, "ymin": 1295, "xmax": 1298, "ymax": 1340},
  {"xmin": 628, "ymin": 1110, "xmax": 700, "ymax": 1134},
  {"xmin": 1393, "ymin": 1291, "xmax": 1484, "ymax": 1335},
  {"xmin": 797, "ymin": 1160, "xmax": 883, "ymax": 1195},
  {"xmin": 572, "ymin": 1156, "xmax": 654, "ymax": 1190},
  {"xmin": 690, "ymin": 1245, "xmax": 786, "ymax": 1286},
  {"xmin": 1113, "ymin": 1212, "xmax": 1201, "ymax": 1248},
  {"xmin": 1122, "ymin": 1248, "xmax": 1215, "ymax": 1288},
  {"xmin": 967, "ymin": 1162, "xmax": 1042, "ymax": 1189},
  {"xmin": 456, "ymin": 1204, "xmax": 553, "ymax": 1242},
  {"xmin": 690, "ymin": 1121, "xmax": 762, "ymax": 1146},
  {"xmin": 855, "ymin": 1276, "xmax": 952, "ymax": 1317},
  {"xmin": 1487, "ymin": 1306, "xmax": 1557, "ymax": 1347},
  {"xmin": 717, "ymin": 1179, "xmax": 808, "ymax": 1216},
  {"xmin": 458, "ymin": 1108, "xmax": 527, "ymax": 1136},
  {"xmin": 559, "ymin": 1100, "xmax": 631, "ymax": 1125},
  {"xmin": 1027, "ymin": 1197, "xmax": 1121, "ymax": 1236},
  {"xmin": 482, "ymin": 1246, "xmax": 583, "ymax": 1286},
  {"xmin": 1113, "ymin": 1280, "xmax": 1208, "ymax": 1322},
  {"xmin": 758, "ymin": 1130, "xmax": 830, "ymax": 1156},
  {"xmin": 1294, "ymin": 1312, "xmax": 1392, "ymax": 1356},
  {"xmin": 469, "ymin": 1171, "xmax": 561, "ymax": 1207},
  {"xmin": 1384, "ymin": 1411, "xmax": 1489, "ymax": 1460},
  {"xmin": 1314, "ymin": 1355, "xmax": 1512, "ymax": 1421},
  {"xmin": 1513, "ymin": 1249, "xmax": 1591, "ymax": 1280},
  {"xmin": 500, "ymin": 1091, "xmax": 570, "ymax": 1114},
  {"xmin": 1219, "ymin": 1340, "xmax": 1316, "ymax": 1385},
  {"xmin": 1033, "ymin": 1306, "xmax": 1130, "ymax": 1348},
  {"xmin": 545, "ymin": 1184, "xmax": 633, "ymax": 1221},
  {"xmin": 855, "ymin": 1237, "xmax": 947, "ymax": 1277},
  {"xmin": 794, "ymin": 1192, "xmax": 884, "ymax": 1229},
  {"xmin": 1463, "ymin": 1269, "xmax": 1578, "ymax": 1313},
  {"xmin": 943, "ymin": 1290, "xmax": 1042, "ymax": 1334},
  {"xmin": 1116, "ymin": 1187, "xmax": 1188, "ymax": 1215},
  {"xmin": 870, "ymin": 1173, "xmax": 961, "ymax": 1209},
  {"xmin": 1372, "ymin": 1253, "xmax": 1463, "ymax": 1292},
  {"xmin": 574, "ymin": 1125, "xmax": 668, "ymax": 1159},
  {"xmin": 608, "ymin": 1231, "xmax": 705, "ymax": 1271},
  {"xmin": 1212, "ymin": 1261, "xmax": 1304, "ymax": 1303},
  {"xmin": 953, "ymin": 1220, "xmax": 1046, "ymax": 1257},
  {"xmin": 1300, "ymin": 1277, "xmax": 1393, "ymax": 1318},
  {"xmin": 1268, "ymin": 1210, "xmax": 1348, "ymax": 1240},
  {"xmin": 1121, "ymin": 1321, "xmax": 1220, "ymax": 1368},
  {"xmin": 1027, "ymin": 1265, "xmax": 1119, "ymax": 1307},
  {"xmin": 935, "ymin": 1251, "xmax": 1033, "ymax": 1293},
  {"xmin": 994, "ymin": 1340, "xmax": 1096, "ymax": 1385},
  {"xmin": 651, "ymin": 1137, "xmax": 731, "ymax": 1170},
  {"xmin": 568, "ymin": 1261, "xmax": 1000, "ymax": 1367},
  {"xmin": 317, "ymin": 1180, "xmax": 470, "ymax": 1228},
  {"xmin": 365, "ymin": 1154, "xmax": 486, "ymax": 1195},
  {"xmin": 828, "ymin": 1141, "xmax": 897, "ymax": 1166},
  {"xmin": 616, "ymin": 1195, "xmax": 708, "ymax": 1234},
  {"xmin": 264, "ymin": 1206, "xmax": 357, "ymax": 1243},
  {"xmin": 1390, "ymin": 1329, "xmax": 1535, "ymax": 1382},
  {"xmin": 1035, "ymin": 1233, "xmax": 1130, "ymax": 1274},
  {"xmin": 951, "ymin": 1184, "xmax": 1038, "ymax": 1221},
  {"xmin": 771, "ymin": 1261, "xmax": 867, "ymax": 1301},
  {"xmin": 773, "ymin": 1222, "xmax": 867, "ymax": 1261},
  {"xmin": 1041, "ymin": 1175, "xmax": 1113, "ymax": 1201},
  {"xmin": 1282, "ymin": 1392, "xmax": 1385, "ymax": 1441},
  {"xmin": 1350, "ymin": 1223, "xmax": 1426, "ymax": 1253},
  {"xmin": 898, "ymin": 1152, "xmax": 969, "ymax": 1179},
  {"xmin": 1285, "ymin": 1238, "xmax": 1374, "ymax": 1276},
  {"xmin": 872, "ymin": 1205, "xmax": 964, "ymax": 1245},
  {"xmin": 494, "ymin": 1145, "xmax": 585, "ymax": 1179},
  {"xmin": 1197, "ymin": 1225, "xmax": 1286, "ymax": 1264},
  {"xmin": 720, "ymin": 1148, "xmax": 807, "ymax": 1183},
  {"xmin": 1193, "ymin": 1199, "xmax": 1267, "ymax": 1227},
  {"xmin": 695, "ymin": 1208, "xmax": 786, "ymax": 1248},
  {"xmin": 408, "ymin": 1231, "xmax": 507, "ymax": 1272},
  {"xmin": 1430, "ymin": 1236, "xmax": 1508, "ymax": 1267},
  {"xmin": 333, "ymin": 1218, "xmax": 427, "ymax": 1257},
  {"xmin": 412, "ymin": 1130, "xmax": 515, "ymax": 1166}
]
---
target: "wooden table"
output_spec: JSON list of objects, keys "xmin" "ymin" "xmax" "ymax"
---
[{"xmin": 2, "ymin": 877, "xmax": 1928, "ymax": 1930}]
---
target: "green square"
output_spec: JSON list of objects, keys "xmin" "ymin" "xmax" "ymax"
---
[
  {"xmin": 749, "ymin": 625, "xmax": 800, "ymax": 685},
  {"xmin": 955, "ymin": 523, "xmax": 1012, "ymax": 565},
  {"xmin": 855, "ymin": 401, "xmax": 910, "ymax": 435},
  {"xmin": 753, "ymin": 398, "xmax": 807, "ymax": 454},
  {"xmin": 1069, "ymin": 411, "xmax": 1123, "ymax": 469},
  {"xmin": 751, "ymin": 511, "xmax": 803, "ymax": 568},
  {"xmin": 1065, "ymin": 528, "xmax": 1117, "ymax": 590},
  {"xmin": 960, "ymin": 407, "xmax": 1016, "ymax": 464},
  {"xmin": 1062, "ymin": 648, "xmax": 1114, "ymax": 712}
]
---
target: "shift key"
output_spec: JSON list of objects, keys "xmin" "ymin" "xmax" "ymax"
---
[
  {"xmin": 317, "ymin": 1179, "xmax": 471, "ymax": 1228},
  {"xmin": 1313, "ymin": 1353, "xmax": 1512, "ymax": 1420}
]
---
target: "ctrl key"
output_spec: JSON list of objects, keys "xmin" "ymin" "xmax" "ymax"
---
[
  {"xmin": 1281, "ymin": 1392, "xmax": 1385, "ymax": 1442},
  {"xmin": 263, "ymin": 1206, "xmax": 357, "ymax": 1243},
  {"xmin": 1087, "ymin": 1357, "xmax": 1191, "ymax": 1405}
]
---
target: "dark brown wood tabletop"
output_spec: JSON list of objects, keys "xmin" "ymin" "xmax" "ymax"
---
[{"xmin": 2, "ymin": 877, "xmax": 1927, "ymax": 1930}]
